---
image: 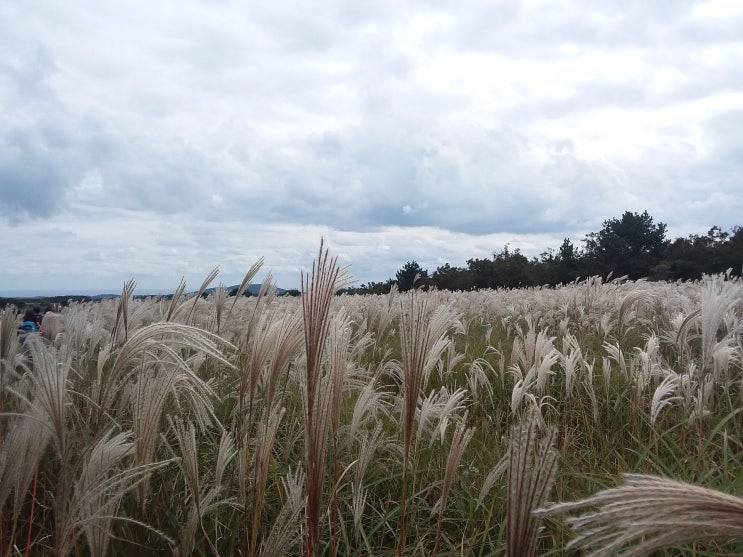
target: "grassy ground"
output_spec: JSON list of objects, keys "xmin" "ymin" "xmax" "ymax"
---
[{"xmin": 1, "ymin": 259, "xmax": 742, "ymax": 555}]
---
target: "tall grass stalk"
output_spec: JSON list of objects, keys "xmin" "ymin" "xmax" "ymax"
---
[{"xmin": 301, "ymin": 240, "xmax": 347, "ymax": 557}]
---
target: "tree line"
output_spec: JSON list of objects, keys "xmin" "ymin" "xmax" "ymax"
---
[{"xmin": 341, "ymin": 211, "xmax": 743, "ymax": 294}]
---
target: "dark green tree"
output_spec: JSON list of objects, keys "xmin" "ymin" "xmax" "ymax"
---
[
  {"xmin": 584, "ymin": 211, "xmax": 669, "ymax": 279},
  {"xmin": 431, "ymin": 263, "xmax": 473, "ymax": 291},
  {"xmin": 556, "ymin": 238, "xmax": 581, "ymax": 283},
  {"xmin": 395, "ymin": 261, "xmax": 429, "ymax": 292}
]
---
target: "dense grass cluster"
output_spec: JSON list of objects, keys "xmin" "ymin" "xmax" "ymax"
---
[{"xmin": 1, "ymin": 246, "xmax": 742, "ymax": 556}]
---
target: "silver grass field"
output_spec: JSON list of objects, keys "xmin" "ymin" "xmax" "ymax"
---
[{"xmin": 1, "ymin": 245, "xmax": 742, "ymax": 556}]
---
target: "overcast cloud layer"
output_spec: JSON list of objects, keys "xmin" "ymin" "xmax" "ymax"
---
[{"xmin": 2, "ymin": 0, "xmax": 742, "ymax": 294}]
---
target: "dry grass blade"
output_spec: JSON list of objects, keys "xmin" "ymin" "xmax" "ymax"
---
[
  {"xmin": 539, "ymin": 473, "xmax": 743, "ymax": 556},
  {"xmin": 507, "ymin": 409, "xmax": 559, "ymax": 557}
]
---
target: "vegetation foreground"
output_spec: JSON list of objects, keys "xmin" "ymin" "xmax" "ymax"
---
[{"xmin": 1, "ymin": 246, "xmax": 743, "ymax": 556}]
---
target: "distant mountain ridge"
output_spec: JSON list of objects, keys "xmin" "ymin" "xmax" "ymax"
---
[
  {"xmin": 0, "ymin": 283, "xmax": 293, "ymax": 308},
  {"xmin": 201, "ymin": 284, "xmax": 289, "ymax": 297}
]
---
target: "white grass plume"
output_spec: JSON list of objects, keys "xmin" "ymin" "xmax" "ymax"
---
[
  {"xmin": 25, "ymin": 336, "xmax": 70, "ymax": 459},
  {"xmin": 57, "ymin": 429, "xmax": 176, "ymax": 556},
  {"xmin": 539, "ymin": 473, "xmax": 743, "ymax": 556},
  {"xmin": 259, "ymin": 467, "xmax": 305, "ymax": 557},
  {"xmin": 169, "ymin": 418, "xmax": 237, "ymax": 556},
  {"xmin": 650, "ymin": 372, "xmax": 680, "ymax": 425},
  {"xmin": 507, "ymin": 409, "xmax": 559, "ymax": 557},
  {"xmin": 0, "ymin": 409, "xmax": 51, "ymax": 543}
]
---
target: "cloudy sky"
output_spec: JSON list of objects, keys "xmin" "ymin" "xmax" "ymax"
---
[{"xmin": 2, "ymin": 0, "xmax": 742, "ymax": 294}]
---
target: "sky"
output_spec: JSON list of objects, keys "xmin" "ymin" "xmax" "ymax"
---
[{"xmin": 2, "ymin": 0, "xmax": 742, "ymax": 295}]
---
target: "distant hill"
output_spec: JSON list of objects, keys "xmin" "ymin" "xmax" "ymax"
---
[
  {"xmin": 201, "ymin": 284, "xmax": 290, "ymax": 297},
  {"xmin": 0, "ymin": 283, "xmax": 295, "ymax": 309}
]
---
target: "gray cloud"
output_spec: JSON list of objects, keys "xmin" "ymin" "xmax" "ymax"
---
[{"xmin": 1, "ymin": 0, "xmax": 742, "ymax": 292}]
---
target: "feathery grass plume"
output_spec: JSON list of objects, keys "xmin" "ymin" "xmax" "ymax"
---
[
  {"xmin": 398, "ymin": 296, "xmax": 459, "ymax": 460},
  {"xmin": 100, "ymin": 322, "xmax": 231, "ymax": 416},
  {"xmin": 131, "ymin": 352, "xmax": 218, "ymax": 507},
  {"xmin": 1, "ymin": 306, "xmax": 20, "ymax": 391},
  {"xmin": 432, "ymin": 420, "xmax": 475, "ymax": 556},
  {"xmin": 168, "ymin": 418, "xmax": 238, "ymax": 556},
  {"xmin": 539, "ymin": 473, "xmax": 743, "ymax": 556},
  {"xmin": 227, "ymin": 257, "xmax": 265, "ymax": 317},
  {"xmin": 264, "ymin": 310, "xmax": 304, "ymax": 410},
  {"xmin": 650, "ymin": 372, "xmax": 680, "ymax": 425},
  {"xmin": 242, "ymin": 307, "xmax": 281, "ymax": 413},
  {"xmin": 236, "ymin": 273, "xmax": 279, "ymax": 428},
  {"xmin": 132, "ymin": 364, "xmax": 181, "ymax": 507},
  {"xmin": 76, "ymin": 429, "xmax": 135, "ymax": 557},
  {"xmin": 188, "ymin": 265, "xmax": 220, "ymax": 323},
  {"xmin": 25, "ymin": 336, "xmax": 71, "ymax": 460},
  {"xmin": 582, "ymin": 360, "xmax": 599, "ymax": 423},
  {"xmin": 416, "ymin": 386, "xmax": 468, "ymax": 447},
  {"xmin": 603, "ymin": 340, "xmax": 628, "ymax": 378},
  {"xmin": 326, "ymin": 308, "xmax": 354, "ymax": 557},
  {"xmin": 111, "ymin": 279, "xmax": 136, "ymax": 344},
  {"xmin": 249, "ymin": 405, "xmax": 286, "ymax": 557},
  {"xmin": 507, "ymin": 408, "xmax": 559, "ymax": 557},
  {"xmin": 41, "ymin": 310, "xmax": 65, "ymax": 343},
  {"xmin": 102, "ymin": 323, "xmax": 228, "ymax": 507},
  {"xmin": 510, "ymin": 366, "xmax": 536, "ymax": 415},
  {"xmin": 301, "ymin": 239, "xmax": 350, "ymax": 557},
  {"xmin": 477, "ymin": 454, "xmax": 509, "ymax": 505},
  {"xmin": 165, "ymin": 277, "xmax": 188, "ymax": 322},
  {"xmin": 617, "ymin": 288, "xmax": 653, "ymax": 334},
  {"xmin": 213, "ymin": 284, "xmax": 230, "ymax": 334},
  {"xmin": 670, "ymin": 308, "xmax": 700, "ymax": 364},
  {"xmin": 0, "ymin": 409, "xmax": 51, "ymax": 551},
  {"xmin": 699, "ymin": 274, "xmax": 741, "ymax": 377},
  {"xmin": 56, "ymin": 432, "xmax": 176, "ymax": 556},
  {"xmin": 467, "ymin": 357, "xmax": 496, "ymax": 405},
  {"xmin": 259, "ymin": 467, "xmax": 306, "ymax": 557},
  {"xmin": 396, "ymin": 294, "xmax": 458, "ymax": 555}
]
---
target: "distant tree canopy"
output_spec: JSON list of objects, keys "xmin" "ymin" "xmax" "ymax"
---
[
  {"xmin": 395, "ymin": 261, "xmax": 429, "ymax": 292},
  {"xmin": 341, "ymin": 211, "xmax": 742, "ymax": 295},
  {"xmin": 584, "ymin": 210, "xmax": 669, "ymax": 279}
]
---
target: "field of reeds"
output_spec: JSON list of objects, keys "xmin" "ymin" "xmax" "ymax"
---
[{"xmin": 2, "ymin": 245, "xmax": 742, "ymax": 556}]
